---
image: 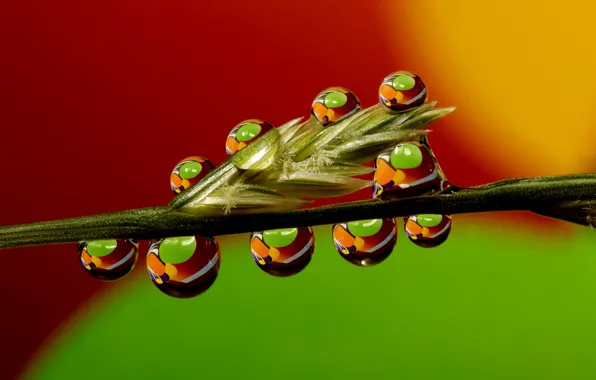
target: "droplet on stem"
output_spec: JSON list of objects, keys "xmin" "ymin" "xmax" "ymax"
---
[
  {"xmin": 250, "ymin": 227, "xmax": 315, "ymax": 277},
  {"xmin": 311, "ymin": 87, "xmax": 361, "ymax": 126},
  {"xmin": 404, "ymin": 214, "xmax": 452, "ymax": 248},
  {"xmin": 170, "ymin": 156, "xmax": 216, "ymax": 194},
  {"xmin": 147, "ymin": 236, "xmax": 221, "ymax": 298},
  {"xmin": 379, "ymin": 71, "xmax": 427, "ymax": 112},
  {"xmin": 225, "ymin": 119, "xmax": 274, "ymax": 156},
  {"xmin": 78, "ymin": 239, "xmax": 139, "ymax": 281},
  {"xmin": 332, "ymin": 218, "xmax": 397, "ymax": 267}
]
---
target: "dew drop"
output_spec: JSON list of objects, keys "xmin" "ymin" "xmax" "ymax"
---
[
  {"xmin": 147, "ymin": 236, "xmax": 221, "ymax": 298},
  {"xmin": 379, "ymin": 71, "xmax": 427, "ymax": 112},
  {"xmin": 404, "ymin": 214, "xmax": 452, "ymax": 248},
  {"xmin": 311, "ymin": 87, "xmax": 360, "ymax": 126},
  {"xmin": 170, "ymin": 156, "xmax": 216, "ymax": 194},
  {"xmin": 332, "ymin": 218, "xmax": 397, "ymax": 267},
  {"xmin": 78, "ymin": 239, "xmax": 139, "ymax": 281},
  {"xmin": 250, "ymin": 227, "xmax": 315, "ymax": 277},
  {"xmin": 225, "ymin": 119, "xmax": 274, "ymax": 156}
]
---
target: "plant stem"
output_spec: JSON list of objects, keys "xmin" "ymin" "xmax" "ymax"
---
[{"xmin": 0, "ymin": 174, "xmax": 594, "ymax": 249}]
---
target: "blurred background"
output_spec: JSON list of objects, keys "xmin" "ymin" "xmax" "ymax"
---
[{"xmin": 0, "ymin": 1, "xmax": 595, "ymax": 379}]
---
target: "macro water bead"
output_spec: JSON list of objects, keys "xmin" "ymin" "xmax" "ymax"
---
[
  {"xmin": 373, "ymin": 140, "xmax": 447, "ymax": 199},
  {"xmin": 170, "ymin": 156, "xmax": 216, "ymax": 194},
  {"xmin": 311, "ymin": 87, "xmax": 361, "ymax": 126},
  {"xmin": 405, "ymin": 214, "xmax": 452, "ymax": 248},
  {"xmin": 250, "ymin": 227, "xmax": 315, "ymax": 277},
  {"xmin": 225, "ymin": 119, "xmax": 274, "ymax": 156},
  {"xmin": 332, "ymin": 219, "xmax": 397, "ymax": 267},
  {"xmin": 78, "ymin": 239, "xmax": 139, "ymax": 281},
  {"xmin": 147, "ymin": 236, "xmax": 221, "ymax": 298},
  {"xmin": 379, "ymin": 71, "xmax": 427, "ymax": 112}
]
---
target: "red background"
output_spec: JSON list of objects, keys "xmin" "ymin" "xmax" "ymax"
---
[{"xmin": 0, "ymin": 1, "xmax": 574, "ymax": 378}]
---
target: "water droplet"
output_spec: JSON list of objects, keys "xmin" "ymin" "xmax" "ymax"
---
[
  {"xmin": 405, "ymin": 214, "xmax": 452, "ymax": 248},
  {"xmin": 250, "ymin": 227, "xmax": 315, "ymax": 277},
  {"xmin": 332, "ymin": 218, "xmax": 397, "ymax": 266},
  {"xmin": 147, "ymin": 236, "xmax": 221, "ymax": 298},
  {"xmin": 225, "ymin": 119, "xmax": 274, "ymax": 156},
  {"xmin": 170, "ymin": 156, "xmax": 216, "ymax": 194},
  {"xmin": 373, "ymin": 137, "xmax": 447, "ymax": 199},
  {"xmin": 379, "ymin": 71, "xmax": 427, "ymax": 112},
  {"xmin": 78, "ymin": 239, "xmax": 139, "ymax": 281},
  {"xmin": 311, "ymin": 87, "xmax": 360, "ymax": 126}
]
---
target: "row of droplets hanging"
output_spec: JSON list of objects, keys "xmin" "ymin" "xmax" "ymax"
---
[{"xmin": 77, "ymin": 71, "xmax": 453, "ymax": 298}]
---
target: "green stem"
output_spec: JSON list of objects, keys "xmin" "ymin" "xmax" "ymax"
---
[{"xmin": 0, "ymin": 174, "xmax": 594, "ymax": 249}]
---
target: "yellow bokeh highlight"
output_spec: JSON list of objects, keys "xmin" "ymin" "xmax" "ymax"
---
[{"xmin": 385, "ymin": 1, "xmax": 596, "ymax": 176}]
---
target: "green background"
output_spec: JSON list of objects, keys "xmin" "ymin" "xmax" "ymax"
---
[{"xmin": 25, "ymin": 221, "xmax": 596, "ymax": 380}]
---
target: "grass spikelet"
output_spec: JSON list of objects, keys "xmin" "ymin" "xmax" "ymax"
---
[
  {"xmin": 175, "ymin": 97, "xmax": 455, "ymax": 215},
  {"xmin": 185, "ymin": 182, "xmax": 311, "ymax": 216}
]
